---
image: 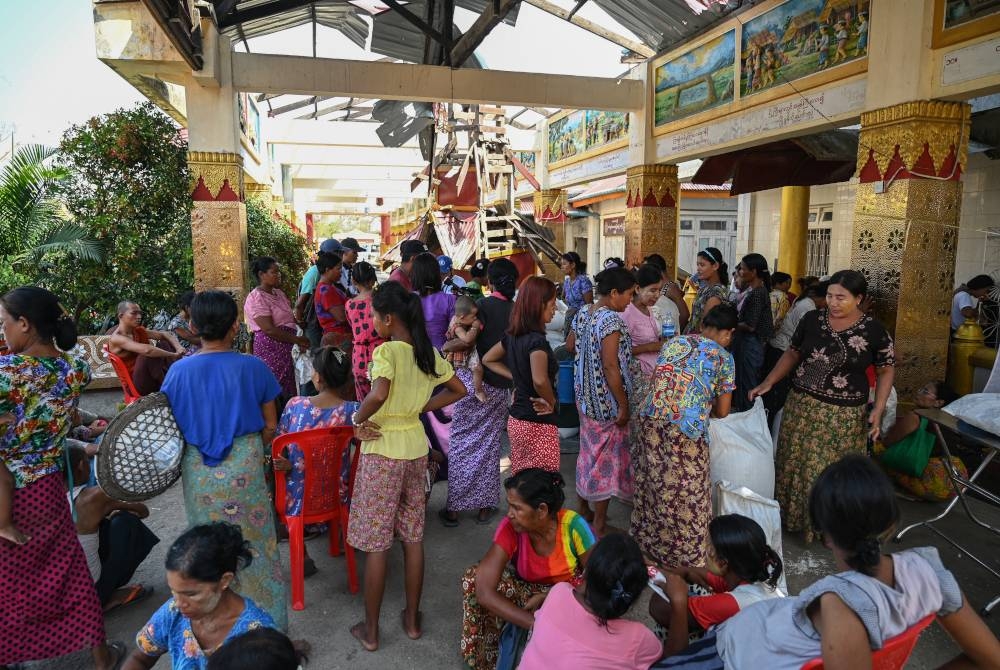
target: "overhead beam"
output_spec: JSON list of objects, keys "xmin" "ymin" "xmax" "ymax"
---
[
  {"xmin": 232, "ymin": 53, "xmax": 644, "ymax": 111},
  {"xmin": 449, "ymin": 0, "xmax": 521, "ymax": 68},
  {"xmin": 217, "ymin": 0, "xmax": 315, "ymax": 29},
  {"xmin": 521, "ymin": 0, "xmax": 654, "ymax": 58}
]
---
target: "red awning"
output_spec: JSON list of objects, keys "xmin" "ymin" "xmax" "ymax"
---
[{"xmin": 693, "ymin": 130, "xmax": 858, "ymax": 195}]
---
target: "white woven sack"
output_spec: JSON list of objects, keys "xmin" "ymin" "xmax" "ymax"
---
[
  {"xmin": 709, "ymin": 397, "xmax": 774, "ymax": 499},
  {"xmin": 715, "ymin": 481, "xmax": 788, "ymax": 594}
]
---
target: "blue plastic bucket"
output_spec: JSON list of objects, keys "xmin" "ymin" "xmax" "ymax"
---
[{"xmin": 557, "ymin": 360, "xmax": 575, "ymax": 405}]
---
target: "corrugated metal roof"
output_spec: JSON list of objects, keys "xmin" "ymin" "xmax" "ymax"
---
[
  {"xmin": 220, "ymin": 1, "xmax": 368, "ymax": 47},
  {"xmin": 370, "ymin": 1, "xmax": 484, "ymax": 67},
  {"xmin": 591, "ymin": 0, "xmax": 746, "ymax": 54}
]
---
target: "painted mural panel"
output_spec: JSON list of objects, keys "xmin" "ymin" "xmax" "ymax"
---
[
  {"xmin": 740, "ymin": 0, "xmax": 870, "ymax": 97},
  {"xmin": 585, "ymin": 111, "xmax": 629, "ymax": 148},
  {"xmin": 514, "ymin": 150, "xmax": 537, "ymax": 172},
  {"xmin": 654, "ymin": 31, "xmax": 736, "ymax": 127},
  {"xmin": 548, "ymin": 111, "xmax": 586, "ymax": 164},
  {"xmin": 944, "ymin": 0, "xmax": 1000, "ymax": 28}
]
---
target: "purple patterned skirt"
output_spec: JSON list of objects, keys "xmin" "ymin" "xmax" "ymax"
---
[
  {"xmin": 253, "ymin": 325, "xmax": 297, "ymax": 398},
  {"xmin": 575, "ymin": 413, "xmax": 633, "ymax": 503},
  {"xmin": 445, "ymin": 367, "xmax": 507, "ymax": 511}
]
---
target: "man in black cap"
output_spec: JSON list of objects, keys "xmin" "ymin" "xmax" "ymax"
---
[
  {"xmin": 339, "ymin": 237, "xmax": 363, "ymax": 296},
  {"xmin": 389, "ymin": 239, "xmax": 428, "ymax": 292}
]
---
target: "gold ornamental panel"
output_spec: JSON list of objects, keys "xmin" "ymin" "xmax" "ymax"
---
[
  {"xmin": 191, "ymin": 201, "xmax": 249, "ymax": 298},
  {"xmin": 625, "ymin": 164, "xmax": 678, "ymax": 210},
  {"xmin": 850, "ymin": 178, "xmax": 962, "ymax": 402},
  {"xmin": 188, "ymin": 151, "xmax": 244, "ymax": 201},
  {"xmin": 244, "ymin": 181, "xmax": 272, "ymax": 202},
  {"xmin": 625, "ymin": 206, "xmax": 677, "ymax": 276},
  {"xmin": 856, "ymin": 101, "xmax": 971, "ymax": 178}
]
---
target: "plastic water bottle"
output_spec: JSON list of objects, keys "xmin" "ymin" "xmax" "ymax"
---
[{"xmin": 661, "ymin": 313, "xmax": 676, "ymax": 340}]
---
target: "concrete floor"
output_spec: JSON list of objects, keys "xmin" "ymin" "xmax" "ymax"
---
[{"xmin": 24, "ymin": 389, "xmax": 1000, "ymax": 669}]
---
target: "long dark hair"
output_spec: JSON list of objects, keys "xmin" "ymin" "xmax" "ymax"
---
[
  {"xmin": 583, "ymin": 534, "xmax": 647, "ymax": 626},
  {"xmin": 1, "ymin": 286, "xmax": 77, "ymax": 350},
  {"xmin": 709, "ymin": 514, "xmax": 783, "ymax": 590},
  {"xmin": 509, "ymin": 276, "xmax": 556, "ymax": 336},
  {"xmin": 698, "ymin": 247, "xmax": 729, "ymax": 287},
  {"xmin": 208, "ymin": 628, "xmax": 301, "ymax": 670},
  {"xmin": 808, "ymin": 455, "xmax": 900, "ymax": 576},
  {"xmin": 371, "ymin": 280, "xmax": 440, "ymax": 377},
  {"xmin": 740, "ymin": 253, "xmax": 771, "ymax": 291},
  {"xmin": 411, "ymin": 252, "xmax": 443, "ymax": 296},
  {"xmin": 487, "ymin": 257, "xmax": 519, "ymax": 300}
]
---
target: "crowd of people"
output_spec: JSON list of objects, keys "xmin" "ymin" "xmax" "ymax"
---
[{"xmin": 1, "ymin": 237, "xmax": 999, "ymax": 670}]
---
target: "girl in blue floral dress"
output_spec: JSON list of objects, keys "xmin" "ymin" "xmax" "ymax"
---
[{"xmin": 274, "ymin": 346, "xmax": 358, "ymax": 575}]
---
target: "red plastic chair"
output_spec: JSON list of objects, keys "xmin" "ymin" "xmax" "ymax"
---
[
  {"xmin": 104, "ymin": 346, "xmax": 142, "ymax": 405},
  {"xmin": 272, "ymin": 426, "xmax": 360, "ymax": 610},
  {"xmin": 801, "ymin": 614, "xmax": 936, "ymax": 670}
]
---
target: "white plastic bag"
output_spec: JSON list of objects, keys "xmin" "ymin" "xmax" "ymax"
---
[
  {"xmin": 715, "ymin": 481, "xmax": 788, "ymax": 594},
  {"xmin": 292, "ymin": 345, "xmax": 314, "ymax": 387},
  {"xmin": 944, "ymin": 392, "xmax": 1000, "ymax": 436},
  {"xmin": 709, "ymin": 397, "xmax": 775, "ymax": 499}
]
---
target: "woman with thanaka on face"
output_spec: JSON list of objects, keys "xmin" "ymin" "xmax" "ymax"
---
[
  {"xmin": 750, "ymin": 270, "xmax": 895, "ymax": 541},
  {"xmin": 683, "ymin": 247, "xmax": 729, "ymax": 335},
  {"xmin": 642, "ymin": 254, "xmax": 689, "ymax": 333},
  {"xmin": 566, "ymin": 266, "xmax": 638, "ymax": 537},
  {"xmin": 161, "ymin": 290, "xmax": 288, "ymax": 629},
  {"xmin": 0, "ymin": 286, "xmax": 126, "ymax": 670},
  {"xmin": 482, "ymin": 276, "xmax": 560, "ymax": 474},
  {"xmin": 108, "ymin": 299, "xmax": 184, "ymax": 395},
  {"xmin": 461, "ymin": 468, "xmax": 597, "ymax": 670},
  {"xmin": 123, "ymin": 523, "xmax": 279, "ymax": 670}
]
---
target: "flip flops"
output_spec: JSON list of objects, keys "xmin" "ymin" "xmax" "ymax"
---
[
  {"xmin": 438, "ymin": 508, "xmax": 459, "ymax": 527},
  {"xmin": 475, "ymin": 507, "xmax": 498, "ymax": 525},
  {"xmin": 104, "ymin": 584, "xmax": 153, "ymax": 615}
]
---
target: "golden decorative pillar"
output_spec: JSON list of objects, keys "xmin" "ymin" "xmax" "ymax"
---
[
  {"xmin": 778, "ymin": 186, "xmax": 810, "ymax": 293},
  {"xmin": 188, "ymin": 151, "xmax": 249, "ymax": 300},
  {"xmin": 533, "ymin": 188, "xmax": 568, "ymax": 283},
  {"xmin": 244, "ymin": 180, "xmax": 271, "ymax": 203},
  {"xmin": 850, "ymin": 100, "xmax": 971, "ymax": 400},
  {"xmin": 625, "ymin": 164, "xmax": 679, "ymax": 276}
]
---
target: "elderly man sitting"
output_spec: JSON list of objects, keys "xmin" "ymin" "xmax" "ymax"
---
[{"xmin": 107, "ymin": 300, "xmax": 183, "ymax": 395}]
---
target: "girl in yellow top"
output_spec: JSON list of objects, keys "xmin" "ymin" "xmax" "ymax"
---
[{"xmin": 347, "ymin": 280, "xmax": 466, "ymax": 653}]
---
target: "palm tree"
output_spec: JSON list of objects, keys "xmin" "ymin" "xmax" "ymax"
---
[{"xmin": 0, "ymin": 144, "xmax": 102, "ymax": 264}]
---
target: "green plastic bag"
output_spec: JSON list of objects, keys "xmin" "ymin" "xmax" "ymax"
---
[{"xmin": 880, "ymin": 417, "xmax": 936, "ymax": 477}]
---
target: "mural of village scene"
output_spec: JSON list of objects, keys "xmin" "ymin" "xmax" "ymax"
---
[
  {"xmin": 944, "ymin": 0, "xmax": 1000, "ymax": 29},
  {"xmin": 653, "ymin": 31, "xmax": 736, "ymax": 127},
  {"xmin": 741, "ymin": 0, "xmax": 870, "ymax": 97},
  {"xmin": 548, "ymin": 111, "xmax": 586, "ymax": 164},
  {"xmin": 585, "ymin": 111, "xmax": 629, "ymax": 148}
]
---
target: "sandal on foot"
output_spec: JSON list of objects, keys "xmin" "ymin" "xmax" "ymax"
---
[
  {"xmin": 438, "ymin": 508, "xmax": 459, "ymax": 528},
  {"xmin": 475, "ymin": 508, "xmax": 498, "ymax": 525},
  {"xmin": 108, "ymin": 640, "xmax": 128, "ymax": 670},
  {"xmin": 104, "ymin": 584, "xmax": 153, "ymax": 615}
]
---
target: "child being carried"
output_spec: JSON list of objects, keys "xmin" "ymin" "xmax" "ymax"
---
[{"xmin": 444, "ymin": 296, "xmax": 487, "ymax": 403}]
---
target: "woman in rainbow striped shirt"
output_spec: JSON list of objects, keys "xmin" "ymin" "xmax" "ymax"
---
[{"xmin": 459, "ymin": 468, "xmax": 596, "ymax": 669}]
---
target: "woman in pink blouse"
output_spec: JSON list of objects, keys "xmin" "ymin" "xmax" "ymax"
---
[
  {"xmin": 622, "ymin": 264, "xmax": 666, "ymax": 461},
  {"xmin": 244, "ymin": 257, "xmax": 310, "ymax": 401}
]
